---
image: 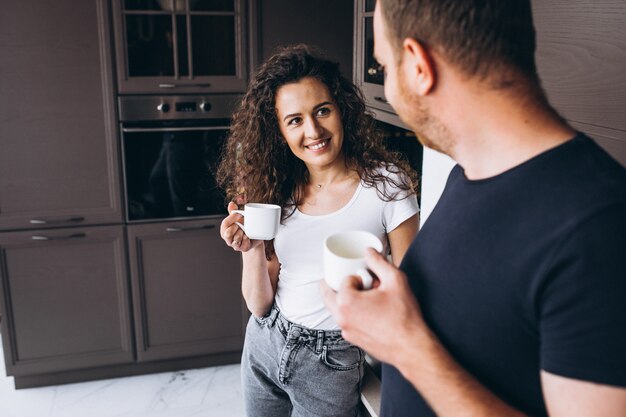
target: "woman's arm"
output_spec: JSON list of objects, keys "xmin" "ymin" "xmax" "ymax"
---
[
  {"xmin": 241, "ymin": 247, "xmax": 279, "ymax": 317},
  {"xmin": 220, "ymin": 202, "xmax": 279, "ymax": 318},
  {"xmin": 388, "ymin": 213, "xmax": 420, "ymax": 266}
]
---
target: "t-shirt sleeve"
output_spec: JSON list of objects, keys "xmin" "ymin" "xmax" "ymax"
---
[
  {"xmin": 381, "ymin": 170, "xmax": 420, "ymax": 232},
  {"xmin": 539, "ymin": 203, "xmax": 626, "ymax": 387}
]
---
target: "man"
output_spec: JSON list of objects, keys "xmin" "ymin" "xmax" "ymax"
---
[{"xmin": 321, "ymin": 0, "xmax": 626, "ymax": 416}]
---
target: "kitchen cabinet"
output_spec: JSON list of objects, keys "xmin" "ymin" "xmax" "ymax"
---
[
  {"xmin": 0, "ymin": 0, "xmax": 246, "ymax": 389},
  {"xmin": 127, "ymin": 218, "xmax": 246, "ymax": 362},
  {"xmin": 353, "ymin": 0, "xmax": 407, "ymax": 128},
  {"xmin": 531, "ymin": 0, "xmax": 626, "ymax": 167},
  {"xmin": 0, "ymin": 0, "xmax": 132, "ymax": 388},
  {"xmin": 111, "ymin": 0, "xmax": 252, "ymax": 94},
  {"xmin": 0, "ymin": 0, "xmax": 123, "ymax": 232},
  {"xmin": 0, "ymin": 226, "xmax": 133, "ymax": 377}
]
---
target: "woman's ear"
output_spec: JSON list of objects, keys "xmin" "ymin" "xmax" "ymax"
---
[{"xmin": 401, "ymin": 38, "xmax": 436, "ymax": 96}]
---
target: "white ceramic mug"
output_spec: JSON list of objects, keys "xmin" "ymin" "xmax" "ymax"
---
[
  {"xmin": 323, "ymin": 231, "xmax": 383, "ymax": 291},
  {"xmin": 232, "ymin": 203, "xmax": 281, "ymax": 240}
]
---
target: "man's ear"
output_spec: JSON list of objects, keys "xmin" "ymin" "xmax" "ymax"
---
[{"xmin": 402, "ymin": 38, "xmax": 436, "ymax": 96}]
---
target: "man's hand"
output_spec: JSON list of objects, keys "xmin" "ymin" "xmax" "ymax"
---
[
  {"xmin": 320, "ymin": 247, "xmax": 426, "ymax": 368},
  {"xmin": 322, "ymin": 248, "xmax": 531, "ymax": 417}
]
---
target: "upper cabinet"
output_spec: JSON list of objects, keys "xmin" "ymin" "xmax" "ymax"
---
[
  {"xmin": 112, "ymin": 0, "xmax": 250, "ymax": 94},
  {"xmin": 0, "ymin": 0, "xmax": 123, "ymax": 231},
  {"xmin": 353, "ymin": 0, "xmax": 406, "ymax": 128}
]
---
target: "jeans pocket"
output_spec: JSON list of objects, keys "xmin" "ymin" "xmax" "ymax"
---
[
  {"xmin": 320, "ymin": 345, "xmax": 362, "ymax": 371},
  {"xmin": 252, "ymin": 307, "xmax": 274, "ymax": 326},
  {"xmin": 252, "ymin": 314, "xmax": 268, "ymax": 326}
]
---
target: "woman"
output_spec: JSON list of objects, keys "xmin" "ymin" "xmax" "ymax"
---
[{"xmin": 217, "ymin": 45, "xmax": 419, "ymax": 417}]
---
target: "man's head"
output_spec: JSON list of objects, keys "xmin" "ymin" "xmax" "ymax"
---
[
  {"xmin": 374, "ymin": 0, "xmax": 540, "ymax": 153},
  {"xmin": 377, "ymin": 0, "xmax": 538, "ymax": 84}
]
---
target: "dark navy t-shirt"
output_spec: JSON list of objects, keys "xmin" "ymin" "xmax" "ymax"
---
[{"xmin": 381, "ymin": 134, "xmax": 626, "ymax": 417}]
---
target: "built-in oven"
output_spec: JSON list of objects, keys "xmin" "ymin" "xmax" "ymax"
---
[{"xmin": 119, "ymin": 95, "xmax": 239, "ymax": 222}]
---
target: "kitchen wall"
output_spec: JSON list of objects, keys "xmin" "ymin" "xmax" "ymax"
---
[
  {"xmin": 420, "ymin": 0, "xmax": 626, "ymax": 226},
  {"xmin": 258, "ymin": 0, "xmax": 354, "ymax": 78},
  {"xmin": 533, "ymin": 0, "xmax": 626, "ymax": 167}
]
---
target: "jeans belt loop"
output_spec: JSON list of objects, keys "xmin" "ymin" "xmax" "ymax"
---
[
  {"xmin": 316, "ymin": 330, "xmax": 324, "ymax": 354},
  {"xmin": 267, "ymin": 305, "xmax": 279, "ymax": 328}
]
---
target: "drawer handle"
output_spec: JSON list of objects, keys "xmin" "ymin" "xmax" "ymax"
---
[
  {"xmin": 31, "ymin": 233, "xmax": 87, "ymax": 241},
  {"xmin": 373, "ymin": 96, "xmax": 389, "ymax": 104},
  {"xmin": 158, "ymin": 83, "xmax": 212, "ymax": 88},
  {"xmin": 30, "ymin": 216, "xmax": 85, "ymax": 225},
  {"xmin": 368, "ymin": 65, "xmax": 384, "ymax": 76},
  {"xmin": 166, "ymin": 224, "xmax": 216, "ymax": 233}
]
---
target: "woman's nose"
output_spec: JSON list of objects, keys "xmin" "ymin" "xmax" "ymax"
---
[{"xmin": 304, "ymin": 117, "xmax": 324, "ymax": 139}]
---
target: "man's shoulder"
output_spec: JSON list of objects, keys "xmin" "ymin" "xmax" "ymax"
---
[
  {"xmin": 521, "ymin": 133, "xmax": 626, "ymax": 204},
  {"xmin": 562, "ymin": 133, "xmax": 626, "ymax": 201}
]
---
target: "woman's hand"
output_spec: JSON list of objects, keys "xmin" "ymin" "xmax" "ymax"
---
[{"xmin": 220, "ymin": 202, "xmax": 260, "ymax": 252}]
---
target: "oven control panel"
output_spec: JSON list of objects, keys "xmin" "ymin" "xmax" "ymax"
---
[{"xmin": 119, "ymin": 95, "xmax": 239, "ymax": 121}]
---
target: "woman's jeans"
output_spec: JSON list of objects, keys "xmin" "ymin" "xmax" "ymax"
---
[{"xmin": 241, "ymin": 305, "xmax": 365, "ymax": 417}]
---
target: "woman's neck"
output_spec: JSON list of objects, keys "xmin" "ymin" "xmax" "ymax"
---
[{"xmin": 306, "ymin": 160, "xmax": 355, "ymax": 189}]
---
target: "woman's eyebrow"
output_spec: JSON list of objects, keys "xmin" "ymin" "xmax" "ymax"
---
[
  {"xmin": 282, "ymin": 101, "xmax": 333, "ymax": 121},
  {"xmin": 313, "ymin": 101, "xmax": 333, "ymax": 110}
]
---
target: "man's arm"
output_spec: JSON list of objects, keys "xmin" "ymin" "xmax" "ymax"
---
[
  {"xmin": 320, "ymin": 249, "xmax": 626, "ymax": 416},
  {"xmin": 542, "ymin": 372, "xmax": 626, "ymax": 417}
]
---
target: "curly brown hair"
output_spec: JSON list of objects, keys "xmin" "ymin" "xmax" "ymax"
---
[{"xmin": 217, "ymin": 44, "xmax": 419, "ymax": 259}]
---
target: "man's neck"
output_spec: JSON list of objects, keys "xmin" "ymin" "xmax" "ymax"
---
[{"xmin": 439, "ymin": 81, "xmax": 576, "ymax": 180}]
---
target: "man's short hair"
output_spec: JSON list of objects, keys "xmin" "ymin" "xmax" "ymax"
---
[{"xmin": 379, "ymin": 0, "xmax": 539, "ymax": 83}]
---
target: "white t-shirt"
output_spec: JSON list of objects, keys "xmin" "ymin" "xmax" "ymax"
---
[{"xmin": 273, "ymin": 168, "xmax": 419, "ymax": 330}]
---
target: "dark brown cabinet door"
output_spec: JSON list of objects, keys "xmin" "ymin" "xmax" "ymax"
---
[
  {"xmin": 0, "ymin": 0, "xmax": 123, "ymax": 231},
  {"xmin": 0, "ymin": 226, "xmax": 134, "ymax": 376},
  {"xmin": 112, "ymin": 0, "xmax": 250, "ymax": 94},
  {"xmin": 531, "ymin": 0, "xmax": 626, "ymax": 167},
  {"xmin": 127, "ymin": 218, "xmax": 245, "ymax": 362}
]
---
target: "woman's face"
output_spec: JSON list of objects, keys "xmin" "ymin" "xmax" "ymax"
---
[{"xmin": 275, "ymin": 77, "xmax": 345, "ymax": 170}]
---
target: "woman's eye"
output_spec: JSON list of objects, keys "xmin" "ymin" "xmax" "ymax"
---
[
  {"xmin": 288, "ymin": 117, "xmax": 302, "ymax": 126},
  {"xmin": 317, "ymin": 107, "xmax": 330, "ymax": 116}
]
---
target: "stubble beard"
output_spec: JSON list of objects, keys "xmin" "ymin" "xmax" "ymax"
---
[{"xmin": 396, "ymin": 69, "xmax": 455, "ymax": 156}]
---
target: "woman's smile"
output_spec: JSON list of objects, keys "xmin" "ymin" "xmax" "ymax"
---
[{"xmin": 305, "ymin": 138, "xmax": 331, "ymax": 152}]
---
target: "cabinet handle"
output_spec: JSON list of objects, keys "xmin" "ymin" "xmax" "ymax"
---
[
  {"xmin": 122, "ymin": 126, "xmax": 229, "ymax": 133},
  {"xmin": 31, "ymin": 233, "xmax": 87, "ymax": 241},
  {"xmin": 166, "ymin": 225, "xmax": 216, "ymax": 233},
  {"xmin": 373, "ymin": 96, "xmax": 389, "ymax": 104},
  {"xmin": 368, "ymin": 64, "xmax": 385, "ymax": 77},
  {"xmin": 158, "ymin": 83, "xmax": 212, "ymax": 88},
  {"xmin": 30, "ymin": 216, "xmax": 85, "ymax": 225}
]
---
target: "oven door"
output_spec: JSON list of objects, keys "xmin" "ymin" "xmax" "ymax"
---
[{"xmin": 121, "ymin": 122, "xmax": 229, "ymax": 222}]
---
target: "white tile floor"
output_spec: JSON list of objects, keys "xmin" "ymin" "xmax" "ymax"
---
[{"xmin": 0, "ymin": 335, "xmax": 246, "ymax": 417}]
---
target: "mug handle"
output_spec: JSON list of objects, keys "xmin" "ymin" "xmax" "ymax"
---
[
  {"xmin": 231, "ymin": 210, "xmax": 246, "ymax": 232},
  {"xmin": 355, "ymin": 268, "xmax": 374, "ymax": 290}
]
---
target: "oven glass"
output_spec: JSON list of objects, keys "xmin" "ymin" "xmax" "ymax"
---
[{"xmin": 123, "ymin": 126, "xmax": 228, "ymax": 221}]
